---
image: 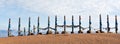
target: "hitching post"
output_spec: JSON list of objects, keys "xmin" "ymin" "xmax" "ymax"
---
[
  {"xmin": 115, "ymin": 15, "xmax": 118, "ymax": 34},
  {"xmin": 107, "ymin": 15, "xmax": 110, "ymax": 33},
  {"xmin": 28, "ymin": 17, "xmax": 31, "ymax": 35},
  {"xmin": 37, "ymin": 16, "xmax": 40, "ymax": 34},
  {"xmin": 87, "ymin": 16, "xmax": 92, "ymax": 33},
  {"xmin": 8, "ymin": 18, "xmax": 11, "ymax": 37},
  {"xmin": 78, "ymin": 16, "xmax": 82, "ymax": 33},
  {"xmin": 71, "ymin": 15, "xmax": 74, "ymax": 34},
  {"xmin": 18, "ymin": 17, "xmax": 21, "ymax": 36}
]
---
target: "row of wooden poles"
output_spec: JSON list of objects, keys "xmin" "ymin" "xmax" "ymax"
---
[{"xmin": 7, "ymin": 15, "xmax": 118, "ymax": 37}]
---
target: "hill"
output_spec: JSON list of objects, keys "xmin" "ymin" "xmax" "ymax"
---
[{"xmin": 0, "ymin": 33, "xmax": 120, "ymax": 44}]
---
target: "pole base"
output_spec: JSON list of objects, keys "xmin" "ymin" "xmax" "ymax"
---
[
  {"xmin": 78, "ymin": 31, "xmax": 83, "ymax": 33},
  {"xmin": 55, "ymin": 31, "xmax": 59, "ymax": 34},
  {"xmin": 46, "ymin": 30, "xmax": 53, "ymax": 34},
  {"xmin": 115, "ymin": 31, "xmax": 118, "ymax": 34},
  {"xmin": 96, "ymin": 31, "xmax": 100, "ymax": 33},
  {"xmin": 62, "ymin": 31, "xmax": 68, "ymax": 34},
  {"xmin": 87, "ymin": 30, "xmax": 91, "ymax": 33},
  {"xmin": 38, "ymin": 33, "xmax": 42, "ymax": 35},
  {"xmin": 8, "ymin": 35, "xmax": 14, "ymax": 37},
  {"xmin": 96, "ymin": 30, "xmax": 105, "ymax": 33},
  {"xmin": 71, "ymin": 32, "xmax": 74, "ymax": 34},
  {"xmin": 28, "ymin": 33, "xmax": 34, "ymax": 36}
]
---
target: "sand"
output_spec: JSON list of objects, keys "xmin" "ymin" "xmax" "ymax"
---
[{"xmin": 0, "ymin": 33, "xmax": 120, "ymax": 44}]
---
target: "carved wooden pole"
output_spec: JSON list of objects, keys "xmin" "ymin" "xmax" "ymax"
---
[
  {"xmin": 28, "ymin": 17, "xmax": 31, "ymax": 35},
  {"xmin": 107, "ymin": 15, "xmax": 110, "ymax": 33},
  {"xmin": 78, "ymin": 16, "xmax": 83, "ymax": 33},
  {"xmin": 55, "ymin": 16, "xmax": 58, "ymax": 34},
  {"xmin": 18, "ymin": 17, "xmax": 21, "ymax": 36},
  {"xmin": 99, "ymin": 15, "xmax": 103, "ymax": 33},
  {"xmin": 48, "ymin": 16, "xmax": 50, "ymax": 32},
  {"xmin": 115, "ymin": 15, "xmax": 118, "ymax": 34},
  {"xmin": 71, "ymin": 15, "xmax": 74, "ymax": 34},
  {"xmin": 47, "ymin": 16, "xmax": 51, "ymax": 34},
  {"xmin": 62, "ymin": 16, "xmax": 67, "ymax": 34},
  {"xmin": 24, "ymin": 27, "xmax": 26, "ymax": 36},
  {"xmin": 64, "ymin": 16, "xmax": 66, "ymax": 34},
  {"xmin": 37, "ymin": 16, "xmax": 40, "ymax": 34},
  {"xmin": 87, "ymin": 16, "xmax": 91, "ymax": 33},
  {"xmin": 8, "ymin": 18, "xmax": 11, "ymax": 37}
]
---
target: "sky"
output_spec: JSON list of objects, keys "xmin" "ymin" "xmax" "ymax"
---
[{"xmin": 0, "ymin": 0, "xmax": 120, "ymax": 33}]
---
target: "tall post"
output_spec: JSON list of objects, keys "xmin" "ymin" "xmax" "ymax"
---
[
  {"xmin": 28, "ymin": 17, "xmax": 31, "ymax": 35},
  {"xmin": 37, "ymin": 16, "xmax": 40, "ymax": 34},
  {"xmin": 64, "ymin": 16, "xmax": 66, "ymax": 33},
  {"xmin": 33, "ymin": 25, "xmax": 36, "ymax": 35},
  {"xmin": 18, "ymin": 17, "xmax": 21, "ymax": 36},
  {"xmin": 107, "ymin": 15, "xmax": 110, "ymax": 33},
  {"xmin": 87, "ymin": 16, "xmax": 91, "ymax": 33},
  {"xmin": 47, "ymin": 16, "xmax": 50, "ymax": 34},
  {"xmin": 62, "ymin": 16, "xmax": 67, "ymax": 34},
  {"xmin": 55, "ymin": 16, "xmax": 58, "ymax": 34},
  {"xmin": 78, "ymin": 16, "xmax": 82, "ymax": 33},
  {"xmin": 115, "ymin": 15, "xmax": 118, "ymax": 33},
  {"xmin": 24, "ymin": 27, "xmax": 26, "ymax": 36},
  {"xmin": 8, "ymin": 18, "xmax": 11, "ymax": 37},
  {"xmin": 99, "ymin": 15, "xmax": 103, "ymax": 33},
  {"xmin": 71, "ymin": 15, "xmax": 74, "ymax": 34}
]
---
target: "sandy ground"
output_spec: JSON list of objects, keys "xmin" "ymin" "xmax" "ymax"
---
[{"xmin": 0, "ymin": 33, "xmax": 120, "ymax": 44}]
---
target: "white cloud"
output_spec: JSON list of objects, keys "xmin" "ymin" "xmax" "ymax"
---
[
  {"xmin": 1, "ymin": 0, "xmax": 120, "ymax": 19},
  {"xmin": 15, "ymin": 0, "xmax": 120, "ymax": 29},
  {"xmin": 14, "ymin": 0, "xmax": 120, "ymax": 16}
]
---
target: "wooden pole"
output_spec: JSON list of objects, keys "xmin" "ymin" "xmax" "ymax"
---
[
  {"xmin": 62, "ymin": 16, "xmax": 67, "ymax": 34},
  {"xmin": 55, "ymin": 16, "xmax": 58, "ymax": 34},
  {"xmin": 71, "ymin": 15, "xmax": 74, "ymax": 34},
  {"xmin": 28, "ymin": 17, "xmax": 31, "ymax": 35},
  {"xmin": 99, "ymin": 15, "xmax": 104, "ymax": 33},
  {"xmin": 64, "ymin": 16, "xmax": 66, "ymax": 34},
  {"xmin": 64, "ymin": 16, "xmax": 66, "ymax": 33},
  {"xmin": 115, "ymin": 15, "xmax": 118, "ymax": 34},
  {"xmin": 87, "ymin": 16, "xmax": 91, "ymax": 33},
  {"xmin": 47, "ymin": 16, "xmax": 51, "ymax": 34},
  {"xmin": 18, "ymin": 17, "xmax": 21, "ymax": 36},
  {"xmin": 107, "ymin": 15, "xmax": 110, "ymax": 33},
  {"xmin": 78, "ymin": 16, "xmax": 83, "ymax": 33},
  {"xmin": 37, "ymin": 16, "xmax": 40, "ymax": 34},
  {"xmin": 8, "ymin": 18, "xmax": 11, "ymax": 37},
  {"xmin": 24, "ymin": 27, "xmax": 26, "ymax": 36}
]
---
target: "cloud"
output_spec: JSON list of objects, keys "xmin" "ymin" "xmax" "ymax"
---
[{"xmin": 14, "ymin": 0, "xmax": 120, "ymax": 16}]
